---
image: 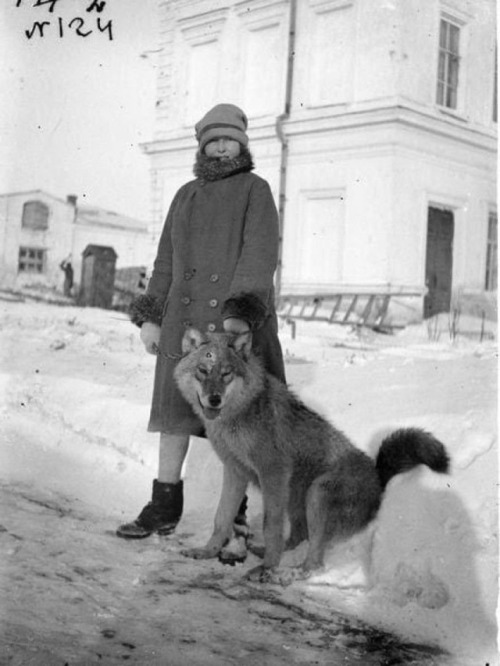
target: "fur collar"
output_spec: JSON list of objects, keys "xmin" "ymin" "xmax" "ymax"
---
[{"xmin": 193, "ymin": 147, "xmax": 254, "ymax": 182}]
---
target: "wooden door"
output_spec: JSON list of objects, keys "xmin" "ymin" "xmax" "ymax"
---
[{"xmin": 424, "ymin": 207, "xmax": 454, "ymax": 318}]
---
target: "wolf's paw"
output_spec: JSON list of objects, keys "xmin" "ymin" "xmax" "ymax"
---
[
  {"xmin": 218, "ymin": 536, "xmax": 248, "ymax": 566},
  {"xmin": 273, "ymin": 566, "xmax": 312, "ymax": 586},
  {"xmin": 244, "ymin": 564, "xmax": 279, "ymax": 584},
  {"xmin": 181, "ymin": 546, "xmax": 219, "ymax": 560},
  {"xmin": 247, "ymin": 543, "xmax": 265, "ymax": 559},
  {"xmin": 246, "ymin": 565, "xmax": 313, "ymax": 586},
  {"xmin": 285, "ymin": 536, "xmax": 306, "ymax": 551}
]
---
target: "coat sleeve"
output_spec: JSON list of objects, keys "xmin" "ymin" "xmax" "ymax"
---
[
  {"xmin": 222, "ymin": 177, "xmax": 279, "ymax": 330},
  {"xmin": 129, "ymin": 188, "xmax": 181, "ymax": 328}
]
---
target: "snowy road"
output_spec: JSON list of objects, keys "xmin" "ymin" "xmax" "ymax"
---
[
  {"xmin": 0, "ymin": 297, "xmax": 497, "ymax": 665},
  {"xmin": 1, "ymin": 482, "xmax": 448, "ymax": 666}
]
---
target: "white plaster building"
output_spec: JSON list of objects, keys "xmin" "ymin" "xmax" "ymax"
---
[
  {"xmin": 143, "ymin": 0, "xmax": 496, "ymax": 322},
  {"xmin": 0, "ymin": 190, "xmax": 150, "ymax": 292}
]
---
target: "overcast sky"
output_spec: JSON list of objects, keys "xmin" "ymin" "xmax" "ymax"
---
[{"xmin": 0, "ymin": 0, "xmax": 158, "ymax": 221}]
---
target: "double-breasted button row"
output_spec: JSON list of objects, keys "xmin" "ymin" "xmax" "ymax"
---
[
  {"xmin": 183, "ymin": 270, "xmax": 218, "ymax": 282},
  {"xmin": 181, "ymin": 296, "xmax": 219, "ymax": 308}
]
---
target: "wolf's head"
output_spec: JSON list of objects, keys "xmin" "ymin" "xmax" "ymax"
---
[{"xmin": 174, "ymin": 329, "xmax": 254, "ymax": 421}]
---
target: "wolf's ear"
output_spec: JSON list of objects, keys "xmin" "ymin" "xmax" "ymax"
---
[
  {"xmin": 182, "ymin": 328, "xmax": 206, "ymax": 354},
  {"xmin": 230, "ymin": 330, "xmax": 252, "ymax": 359}
]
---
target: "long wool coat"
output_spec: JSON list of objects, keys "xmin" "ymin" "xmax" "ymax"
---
[{"xmin": 130, "ymin": 160, "xmax": 285, "ymax": 435}]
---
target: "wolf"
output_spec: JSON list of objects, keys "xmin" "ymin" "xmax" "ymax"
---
[{"xmin": 174, "ymin": 329, "xmax": 449, "ymax": 583}]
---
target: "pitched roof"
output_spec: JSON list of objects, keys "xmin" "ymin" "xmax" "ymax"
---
[
  {"xmin": 82, "ymin": 244, "xmax": 118, "ymax": 258},
  {"xmin": 75, "ymin": 205, "xmax": 148, "ymax": 233},
  {"xmin": 0, "ymin": 189, "xmax": 148, "ymax": 233},
  {"xmin": 0, "ymin": 189, "xmax": 69, "ymax": 204}
]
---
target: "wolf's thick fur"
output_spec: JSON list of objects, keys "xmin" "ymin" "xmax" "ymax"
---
[{"xmin": 174, "ymin": 329, "xmax": 449, "ymax": 582}]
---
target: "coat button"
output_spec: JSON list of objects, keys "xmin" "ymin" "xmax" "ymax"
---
[
  {"xmin": 181, "ymin": 296, "xmax": 191, "ymax": 305},
  {"xmin": 209, "ymin": 273, "xmax": 219, "ymax": 282},
  {"xmin": 207, "ymin": 323, "xmax": 216, "ymax": 332},
  {"xmin": 209, "ymin": 298, "xmax": 218, "ymax": 308},
  {"xmin": 184, "ymin": 271, "xmax": 193, "ymax": 280}
]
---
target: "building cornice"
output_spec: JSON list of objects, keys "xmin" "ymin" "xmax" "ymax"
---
[
  {"xmin": 177, "ymin": 6, "xmax": 228, "ymax": 44},
  {"xmin": 284, "ymin": 102, "xmax": 497, "ymax": 153},
  {"xmin": 142, "ymin": 101, "xmax": 497, "ymax": 156},
  {"xmin": 142, "ymin": 114, "xmax": 283, "ymax": 154}
]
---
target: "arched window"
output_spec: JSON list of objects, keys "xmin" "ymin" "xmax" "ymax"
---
[{"xmin": 22, "ymin": 200, "xmax": 49, "ymax": 230}]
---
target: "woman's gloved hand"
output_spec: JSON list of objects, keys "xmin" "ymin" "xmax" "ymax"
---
[
  {"xmin": 140, "ymin": 322, "xmax": 161, "ymax": 354},
  {"xmin": 223, "ymin": 317, "xmax": 250, "ymax": 334}
]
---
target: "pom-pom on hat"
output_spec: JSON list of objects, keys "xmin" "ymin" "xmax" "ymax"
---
[{"xmin": 195, "ymin": 103, "xmax": 249, "ymax": 152}]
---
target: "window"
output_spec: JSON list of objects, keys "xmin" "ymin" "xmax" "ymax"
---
[
  {"xmin": 437, "ymin": 18, "xmax": 460, "ymax": 109},
  {"xmin": 22, "ymin": 200, "xmax": 49, "ymax": 230},
  {"xmin": 18, "ymin": 247, "xmax": 46, "ymax": 274},
  {"xmin": 485, "ymin": 212, "xmax": 497, "ymax": 291}
]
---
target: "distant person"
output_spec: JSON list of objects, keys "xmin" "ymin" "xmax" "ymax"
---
[
  {"xmin": 60, "ymin": 257, "xmax": 74, "ymax": 297},
  {"xmin": 137, "ymin": 269, "xmax": 147, "ymax": 292},
  {"xmin": 117, "ymin": 103, "xmax": 286, "ymax": 546}
]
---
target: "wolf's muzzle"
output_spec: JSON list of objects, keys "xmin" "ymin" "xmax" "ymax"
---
[
  {"xmin": 208, "ymin": 394, "xmax": 222, "ymax": 408},
  {"xmin": 197, "ymin": 394, "xmax": 222, "ymax": 420}
]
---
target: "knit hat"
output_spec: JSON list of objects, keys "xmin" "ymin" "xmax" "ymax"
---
[{"xmin": 195, "ymin": 103, "xmax": 249, "ymax": 152}]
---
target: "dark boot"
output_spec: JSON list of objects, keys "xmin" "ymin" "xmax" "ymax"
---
[
  {"xmin": 116, "ymin": 479, "xmax": 183, "ymax": 539},
  {"xmin": 218, "ymin": 495, "xmax": 250, "ymax": 565}
]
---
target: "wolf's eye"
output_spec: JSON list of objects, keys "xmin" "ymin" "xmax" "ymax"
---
[
  {"xmin": 221, "ymin": 369, "xmax": 233, "ymax": 380},
  {"xmin": 197, "ymin": 366, "xmax": 209, "ymax": 376}
]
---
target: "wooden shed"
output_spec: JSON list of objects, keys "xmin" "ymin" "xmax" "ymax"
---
[{"xmin": 79, "ymin": 244, "xmax": 117, "ymax": 309}]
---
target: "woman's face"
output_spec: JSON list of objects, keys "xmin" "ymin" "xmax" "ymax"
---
[{"xmin": 204, "ymin": 137, "xmax": 241, "ymax": 159}]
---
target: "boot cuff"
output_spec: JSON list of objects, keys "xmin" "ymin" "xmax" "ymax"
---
[{"xmin": 152, "ymin": 479, "xmax": 183, "ymax": 498}]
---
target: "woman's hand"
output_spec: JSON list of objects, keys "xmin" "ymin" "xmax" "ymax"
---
[
  {"xmin": 223, "ymin": 317, "xmax": 250, "ymax": 334},
  {"xmin": 140, "ymin": 322, "xmax": 161, "ymax": 354}
]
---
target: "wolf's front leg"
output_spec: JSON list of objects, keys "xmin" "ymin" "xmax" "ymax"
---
[
  {"xmin": 182, "ymin": 463, "xmax": 248, "ymax": 560},
  {"xmin": 246, "ymin": 470, "xmax": 290, "ymax": 582}
]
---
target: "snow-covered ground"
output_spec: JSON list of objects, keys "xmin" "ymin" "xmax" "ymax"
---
[{"xmin": 0, "ymin": 294, "xmax": 497, "ymax": 665}]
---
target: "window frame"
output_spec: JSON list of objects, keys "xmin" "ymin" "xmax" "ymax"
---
[
  {"xmin": 436, "ymin": 16, "xmax": 461, "ymax": 111},
  {"xmin": 18, "ymin": 246, "xmax": 46, "ymax": 274}
]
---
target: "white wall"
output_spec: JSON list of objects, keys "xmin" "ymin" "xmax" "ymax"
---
[
  {"xmin": 0, "ymin": 193, "xmax": 74, "ymax": 289},
  {"xmin": 145, "ymin": 0, "xmax": 497, "ymax": 321},
  {"xmin": 0, "ymin": 192, "xmax": 151, "ymax": 292}
]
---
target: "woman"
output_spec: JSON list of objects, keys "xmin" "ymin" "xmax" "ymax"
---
[{"xmin": 117, "ymin": 103, "xmax": 285, "ymax": 541}]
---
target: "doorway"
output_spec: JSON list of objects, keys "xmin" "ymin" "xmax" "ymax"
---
[{"xmin": 424, "ymin": 207, "xmax": 454, "ymax": 318}]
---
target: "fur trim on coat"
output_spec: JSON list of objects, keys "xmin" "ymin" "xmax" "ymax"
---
[
  {"xmin": 129, "ymin": 294, "xmax": 164, "ymax": 328},
  {"xmin": 222, "ymin": 293, "xmax": 268, "ymax": 330},
  {"xmin": 193, "ymin": 147, "xmax": 254, "ymax": 182}
]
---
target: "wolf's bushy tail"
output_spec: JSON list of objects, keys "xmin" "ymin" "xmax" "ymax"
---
[{"xmin": 376, "ymin": 428, "xmax": 450, "ymax": 489}]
